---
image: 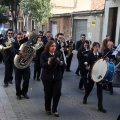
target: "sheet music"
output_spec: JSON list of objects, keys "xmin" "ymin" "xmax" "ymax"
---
[{"xmin": 112, "ymin": 44, "xmax": 120, "ymax": 56}]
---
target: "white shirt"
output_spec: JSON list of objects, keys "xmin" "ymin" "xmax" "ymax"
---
[{"xmin": 93, "ymin": 52, "xmax": 99, "ymax": 56}]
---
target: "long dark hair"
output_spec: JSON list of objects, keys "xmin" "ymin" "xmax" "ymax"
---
[
  {"xmin": 44, "ymin": 41, "xmax": 56, "ymax": 53},
  {"xmin": 91, "ymin": 42, "xmax": 100, "ymax": 51},
  {"xmin": 80, "ymin": 40, "xmax": 90, "ymax": 51}
]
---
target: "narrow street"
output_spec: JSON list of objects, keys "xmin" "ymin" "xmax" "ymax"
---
[{"xmin": 0, "ymin": 53, "xmax": 120, "ymax": 120}]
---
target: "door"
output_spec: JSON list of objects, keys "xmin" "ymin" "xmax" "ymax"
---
[
  {"xmin": 73, "ymin": 19, "xmax": 87, "ymax": 42},
  {"xmin": 52, "ymin": 21, "xmax": 58, "ymax": 38}
]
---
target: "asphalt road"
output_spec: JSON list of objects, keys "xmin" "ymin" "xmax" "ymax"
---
[{"xmin": 0, "ymin": 53, "xmax": 120, "ymax": 120}]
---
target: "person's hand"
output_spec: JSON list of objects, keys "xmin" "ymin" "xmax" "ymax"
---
[
  {"xmin": 26, "ymin": 31, "xmax": 30, "ymax": 38},
  {"xmin": 48, "ymin": 57, "xmax": 53, "ymax": 64},
  {"xmin": 19, "ymin": 51, "xmax": 25, "ymax": 57},
  {"xmin": 60, "ymin": 48, "xmax": 64, "ymax": 52},
  {"xmin": 59, "ymin": 61, "xmax": 63, "ymax": 65},
  {"xmin": 86, "ymin": 66, "xmax": 90, "ymax": 70}
]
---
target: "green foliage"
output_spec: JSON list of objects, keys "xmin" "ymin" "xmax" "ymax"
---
[
  {"xmin": 0, "ymin": 5, "xmax": 9, "ymax": 24},
  {"xmin": 21, "ymin": 0, "xmax": 53, "ymax": 24}
]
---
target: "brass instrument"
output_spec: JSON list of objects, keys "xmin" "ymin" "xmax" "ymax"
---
[
  {"xmin": 0, "ymin": 37, "xmax": 14, "ymax": 51},
  {"xmin": 14, "ymin": 32, "xmax": 37, "ymax": 69},
  {"xmin": 66, "ymin": 41, "xmax": 74, "ymax": 58},
  {"xmin": 60, "ymin": 37, "xmax": 67, "ymax": 65},
  {"xmin": 34, "ymin": 41, "xmax": 43, "ymax": 50}
]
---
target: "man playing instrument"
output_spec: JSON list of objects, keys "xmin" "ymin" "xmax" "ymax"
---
[
  {"xmin": 66, "ymin": 36, "xmax": 75, "ymax": 72},
  {"xmin": 11, "ymin": 33, "xmax": 30, "ymax": 100},
  {"xmin": 2, "ymin": 29, "xmax": 14, "ymax": 87},
  {"xmin": 76, "ymin": 34, "xmax": 86, "ymax": 76},
  {"xmin": 55, "ymin": 33, "xmax": 66, "ymax": 74},
  {"xmin": 103, "ymin": 41, "xmax": 115, "ymax": 94}
]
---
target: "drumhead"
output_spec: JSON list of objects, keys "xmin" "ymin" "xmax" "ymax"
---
[{"xmin": 91, "ymin": 58, "xmax": 108, "ymax": 82}]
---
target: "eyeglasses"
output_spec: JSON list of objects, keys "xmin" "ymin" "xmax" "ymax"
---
[
  {"xmin": 17, "ymin": 37, "xmax": 23, "ymax": 39},
  {"xmin": 8, "ymin": 33, "xmax": 13, "ymax": 34}
]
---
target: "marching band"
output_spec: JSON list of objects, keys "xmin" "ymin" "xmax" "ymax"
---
[{"xmin": 0, "ymin": 29, "xmax": 120, "ymax": 117}]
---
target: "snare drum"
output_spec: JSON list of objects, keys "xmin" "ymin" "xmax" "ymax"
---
[{"xmin": 91, "ymin": 58, "xmax": 115, "ymax": 85}]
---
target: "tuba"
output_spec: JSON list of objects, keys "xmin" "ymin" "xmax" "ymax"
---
[{"xmin": 14, "ymin": 32, "xmax": 37, "ymax": 69}]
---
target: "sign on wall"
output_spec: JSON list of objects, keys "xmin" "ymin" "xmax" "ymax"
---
[{"xmin": 92, "ymin": 21, "xmax": 96, "ymax": 26}]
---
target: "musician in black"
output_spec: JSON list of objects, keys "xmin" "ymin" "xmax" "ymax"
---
[
  {"xmin": 103, "ymin": 41, "xmax": 115, "ymax": 94},
  {"xmin": 42, "ymin": 31, "xmax": 52, "ymax": 46},
  {"xmin": 83, "ymin": 42, "xmax": 107, "ymax": 113},
  {"xmin": 40, "ymin": 41, "xmax": 65, "ymax": 117},
  {"xmin": 76, "ymin": 34, "xmax": 86, "ymax": 76},
  {"xmin": 2, "ymin": 29, "xmax": 14, "ymax": 87},
  {"xmin": 66, "ymin": 36, "xmax": 75, "ymax": 72},
  {"xmin": 33, "ymin": 35, "xmax": 44, "ymax": 81},
  {"xmin": 55, "ymin": 33, "xmax": 66, "ymax": 74},
  {"xmin": 77, "ymin": 40, "xmax": 90, "ymax": 91},
  {"xmin": 11, "ymin": 33, "xmax": 30, "ymax": 100}
]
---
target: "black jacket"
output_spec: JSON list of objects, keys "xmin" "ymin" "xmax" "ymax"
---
[
  {"xmin": 40, "ymin": 52, "xmax": 65, "ymax": 81},
  {"xmin": 2, "ymin": 37, "xmax": 14, "ymax": 61},
  {"xmin": 77, "ymin": 48, "xmax": 90, "ymax": 64},
  {"xmin": 103, "ymin": 48, "xmax": 115, "ymax": 60},
  {"xmin": 87, "ymin": 51, "xmax": 102, "ymax": 70},
  {"xmin": 34, "ymin": 46, "xmax": 44, "ymax": 60},
  {"xmin": 76, "ymin": 40, "xmax": 83, "ymax": 51},
  {"xmin": 11, "ymin": 37, "xmax": 28, "ymax": 55}
]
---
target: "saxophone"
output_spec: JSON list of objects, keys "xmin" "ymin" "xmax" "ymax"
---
[{"xmin": 14, "ymin": 32, "xmax": 37, "ymax": 69}]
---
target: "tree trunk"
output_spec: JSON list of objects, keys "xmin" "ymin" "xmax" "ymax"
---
[{"xmin": 13, "ymin": 18, "xmax": 17, "ymax": 33}]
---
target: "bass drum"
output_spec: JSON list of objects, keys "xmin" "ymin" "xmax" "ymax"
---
[{"xmin": 91, "ymin": 58, "xmax": 115, "ymax": 85}]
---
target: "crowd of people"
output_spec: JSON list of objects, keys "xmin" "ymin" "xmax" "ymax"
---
[{"xmin": 0, "ymin": 29, "xmax": 119, "ymax": 119}]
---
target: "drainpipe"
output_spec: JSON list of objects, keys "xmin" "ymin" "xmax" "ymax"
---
[{"xmin": 71, "ymin": 13, "xmax": 74, "ymax": 38}]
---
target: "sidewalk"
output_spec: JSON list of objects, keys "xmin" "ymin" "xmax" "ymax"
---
[{"xmin": 0, "ymin": 64, "xmax": 17, "ymax": 120}]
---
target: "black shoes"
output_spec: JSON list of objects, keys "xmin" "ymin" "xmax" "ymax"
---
[
  {"xmin": 98, "ymin": 108, "xmax": 107, "ymax": 113},
  {"xmin": 83, "ymin": 98, "xmax": 87, "ymax": 104},
  {"xmin": 9, "ymin": 81, "xmax": 13, "ymax": 84},
  {"xmin": 17, "ymin": 95, "xmax": 22, "ymax": 100},
  {"xmin": 75, "ymin": 72, "xmax": 80, "ymax": 76},
  {"xmin": 46, "ymin": 111, "xmax": 51, "ymax": 115},
  {"xmin": 37, "ymin": 78, "xmax": 41, "ymax": 81},
  {"xmin": 21, "ymin": 94, "xmax": 29, "ymax": 99},
  {"xmin": 52, "ymin": 112, "xmax": 59, "ymax": 117},
  {"xmin": 4, "ymin": 84, "xmax": 8, "ymax": 88},
  {"xmin": 46, "ymin": 111, "xmax": 59, "ymax": 117}
]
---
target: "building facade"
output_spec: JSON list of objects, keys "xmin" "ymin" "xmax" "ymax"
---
[{"xmin": 103, "ymin": 0, "xmax": 120, "ymax": 45}]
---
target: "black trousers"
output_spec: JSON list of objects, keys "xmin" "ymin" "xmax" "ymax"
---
[
  {"xmin": 117, "ymin": 115, "xmax": 120, "ymax": 120},
  {"xmin": 42, "ymin": 80, "xmax": 62, "ymax": 112},
  {"xmin": 76, "ymin": 60, "xmax": 80, "ymax": 74},
  {"xmin": 84, "ymin": 79, "xmax": 103, "ymax": 109},
  {"xmin": 66, "ymin": 53, "xmax": 73, "ymax": 70},
  {"xmin": 4, "ymin": 59, "xmax": 13, "ymax": 84},
  {"xmin": 34, "ymin": 59, "xmax": 41, "ymax": 79},
  {"xmin": 14, "ymin": 67, "xmax": 30, "ymax": 96},
  {"xmin": 79, "ymin": 66, "xmax": 88, "ymax": 91}
]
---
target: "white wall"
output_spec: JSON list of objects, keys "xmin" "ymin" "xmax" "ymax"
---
[
  {"xmin": 74, "ymin": 15, "xmax": 103, "ymax": 44},
  {"xmin": 102, "ymin": 0, "xmax": 120, "ymax": 45}
]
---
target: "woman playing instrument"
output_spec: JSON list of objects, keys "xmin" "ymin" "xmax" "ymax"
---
[
  {"xmin": 77, "ymin": 40, "xmax": 90, "ymax": 91},
  {"xmin": 40, "ymin": 41, "xmax": 65, "ymax": 117},
  {"xmin": 33, "ymin": 35, "xmax": 44, "ymax": 81},
  {"xmin": 83, "ymin": 42, "xmax": 107, "ymax": 113}
]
